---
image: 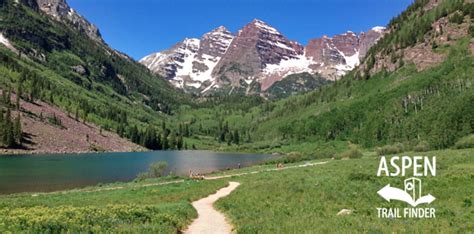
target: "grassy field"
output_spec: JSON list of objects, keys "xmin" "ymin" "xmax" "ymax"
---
[
  {"xmin": 217, "ymin": 148, "xmax": 474, "ymax": 233},
  {"xmin": 0, "ymin": 148, "xmax": 472, "ymax": 233}
]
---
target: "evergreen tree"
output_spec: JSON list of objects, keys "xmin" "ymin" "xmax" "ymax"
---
[
  {"xmin": 74, "ymin": 107, "xmax": 79, "ymax": 121},
  {"xmin": 162, "ymin": 135, "xmax": 170, "ymax": 150},
  {"xmin": 143, "ymin": 126, "xmax": 159, "ymax": 150},
  {"xmin": 156, "ymin": 133, "xmax": 162, "ymax": 150},
  {"xmin": 1, "ymin": 88, "xmax": 8, "ymax": 105},
  {"xmin": 168, "ymin": 133, "xmax": 176, "ymax": 150},
  {"xmin": 0, "ymin": 109, "xmax": 4, "ymax": 146},
  {"xmin": 226, "ymin": 132, "xmax": 233, "ymax": 146},
  {"xmin": 16, "ymin": 81, "xmax": 22, "ymax": 110},
  {"xmin": 161, "ymin": 121, "xmax": 166, "ymax": 131},
  {"xmin": 162, "ymin": 133, "xmax": 169, "ymax": 150},
  {"xmin": 177, "ymin": 135, "xmax": 184, "ymax": 150},
  {"xmin": 116, "ymin": 123, "xmax": 125, "ymax": 137},
  {"xmin": 184, "ymin": 124, "xmax": 190, "ymax": 137},
  {"xmin": 3, "ymin": 108, "xmax": 14, "ymax": 147},
  {"xmin": 29, "ymin": 74, "xmax": 40, "ymax": 102},
  {"xmin": 5, "ymin": 88, "xmax": 11, "ymax": 106},
  {"xmin": 129, "ymin": 125, "xmax": 140, "ymax": 143},
  {"xmin": 13, "ymin": 113, "xmax": 21, "ymax": 145},
  {"xmin": 233, "ymin": 130, "xmax": 240, "ymax": 145}
]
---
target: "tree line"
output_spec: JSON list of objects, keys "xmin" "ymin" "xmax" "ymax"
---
[
  {"xmin": 125, "ymin": 122, "xmax": 193, "ymax": 150},
  {"xmin": 0, "ymin": 85, "xmax": 22, "ymax": 148}
]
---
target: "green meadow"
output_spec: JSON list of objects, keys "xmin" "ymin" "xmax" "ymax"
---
[{"xmin": 0, "ymin": 148, "xmax": 472, "ymax": 233}]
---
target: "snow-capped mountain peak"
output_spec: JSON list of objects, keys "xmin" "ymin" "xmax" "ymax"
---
[
  {"xmin": 140, "ymin": 26, "xmax": 235, "ymax": 90},
  {"xmin": 251, "ymin": 19, "xmax": 280, "ymax": 35},
  {"xmin": 140, "ymin": 21, "xmax": 385, "ymax": 95}
]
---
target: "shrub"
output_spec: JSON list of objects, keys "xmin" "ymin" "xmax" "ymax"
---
[
  {"xmin": 149, "ymin": 162, "xmax": 168, "ymax": 178},
  {"xmin": 454, "ymin": 135, "xmax": 474, "ymax": 149},
  {"xmin": 414, "ymin": 141, "xmax": 430, "ymax": 152},
  {"xmin": 136, "ymin": 161, "xmax": 168, "ymax": 180},
  {"xmin": 265, "ymin": 152, "xmax": 310, "ymax": 165},
  {"xmin": 376, "ymin": 143, "xmax": 405, "ymax": 156},
  {"xmin": 135, "ymin": 172, "xmax": 150, "ymax": 182},
  {"xmin": 339, "ymin": 148, "xmax": 363, "ymax": 159},
  {"xmin": 315, "ymin": 149, "xmax": 336, "ymax": 159},
  {"xmin": 333, "ymin": 154, "xmax": 342, "ymax": 160}
]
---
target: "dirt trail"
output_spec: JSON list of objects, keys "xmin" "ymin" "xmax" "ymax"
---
[
  {"xmin": 184, "ymin": 182, "xmax": 240, "ymax": 234},
  {"xmin": 203, "ymin": 161, "xmax": 328, "ymax": 180}
]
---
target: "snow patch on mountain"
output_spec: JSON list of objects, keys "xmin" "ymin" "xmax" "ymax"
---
[
  {"xmin": 372, "ymin": 26, "xmax": 386, "ymax": 33},
  {"xmin": 263, "ymin": 54, "xmax": 314, "ymax": 77},
  {"xmin": 253, "ymin": 19, "xmax": 280, "ymax": 34},
  {"xmin": 344, "ymin": 51, "xmax": 360, "ymax": 68},
  {"xmin": 140, "ymin": 52, "xmax": 167, "ymax": 72}
]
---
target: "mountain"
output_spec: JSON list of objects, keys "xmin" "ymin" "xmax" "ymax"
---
[
  {"xmin": 19, "ymin": 0, "xmax": 103, "ymax": 43},
  {"xmin": 140, "ymin": 26, "xmax": 234, "ymax": 92},
  {"xmin": 140, "ymin": 19, "xmax": 385, "ymax": 96},
  {"xmin": 0, "ymin": 0, "xmax": 187, "ymax": 153}
]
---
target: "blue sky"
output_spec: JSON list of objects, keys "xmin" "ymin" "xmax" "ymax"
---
[{"xmin": 68, "ymin": 0, "xmax": 413, "ymax": 60}]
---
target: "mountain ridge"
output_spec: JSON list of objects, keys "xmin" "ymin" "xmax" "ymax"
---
[{"xmin": 140, "ymin": 19, "xmax": 385, "ymax": 96}]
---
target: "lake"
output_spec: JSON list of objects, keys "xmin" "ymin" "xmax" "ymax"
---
[{"xmin": 0, "ymin": 151, "xmax": 273, "ymax": 195}]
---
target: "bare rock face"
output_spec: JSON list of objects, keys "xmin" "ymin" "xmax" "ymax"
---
[
  {"xmin": 333, "ymin": 32, "xmax": 359, "ymax": 57},
  {"xmin": 212, "ymin": 19, "xmax": 305, "ymax": 92},
  {"xmin": 35, "ymin": 0, "xmax": 103, "ymax": 43},
  {"xmin": 141, "ymin": 19, "xmax": 385, "ymax": 95},
  {"xmin": 359, "ymin": 27, "xmax": 385, "ymax": 60},
  {"xmin": 306, "ymin": 36, "xmax": 346, "ymax": 66},
  {"xmin": 198, "ymin": 26, "xmax": 234, "ymax": 58}
]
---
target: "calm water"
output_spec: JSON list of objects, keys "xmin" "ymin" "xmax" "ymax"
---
[{"xmin": 0, "ymin": 151, "xmax": 272, "ymax": 195}]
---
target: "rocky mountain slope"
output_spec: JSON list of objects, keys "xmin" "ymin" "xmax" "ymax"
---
[
  {"xmin": 0, "ymin": 0, "xmax": 187, "ymax": 153},
  {"xmin": 0, "ymin": 90, "xmax": 144, "ymax": 154},
  {"xmin": 19, "ymin": 0, "xmax": 103, "ymax": 43},
  {"xmin": 356, "ymin": 0, "xmax": 474, "ymax": 79},
  {"xmin": 141, "ymin": 19, "xmax": 385, "ymax": 95}
]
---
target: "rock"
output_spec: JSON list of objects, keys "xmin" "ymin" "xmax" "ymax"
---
[
  {"xmin": 23, "ymin": 48, "xmax": 46, "ymax": 62},
  {"xmin": 71, "ymin": 65, "xmax": 87, "ymax": 75},
  {"xmin": 35, "ymin": 0, "xmax": 103, "ymax": 43},
  {"xmin": 337, "ymin": 209, "xmax": 353, "ymax": 216}
]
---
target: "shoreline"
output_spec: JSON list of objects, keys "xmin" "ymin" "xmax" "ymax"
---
[
  {"xmin": 0, "ymin": 147, "xmax": 148, "ymax": 156},
  {"xmin": 0, "ymin": 146, "xmax": 275, "ymax": 156}
]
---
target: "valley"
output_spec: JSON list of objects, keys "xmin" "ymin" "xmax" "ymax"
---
[{"xmin": 0, "ymin": 0, "xmax": 473, "ymax": 232}]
